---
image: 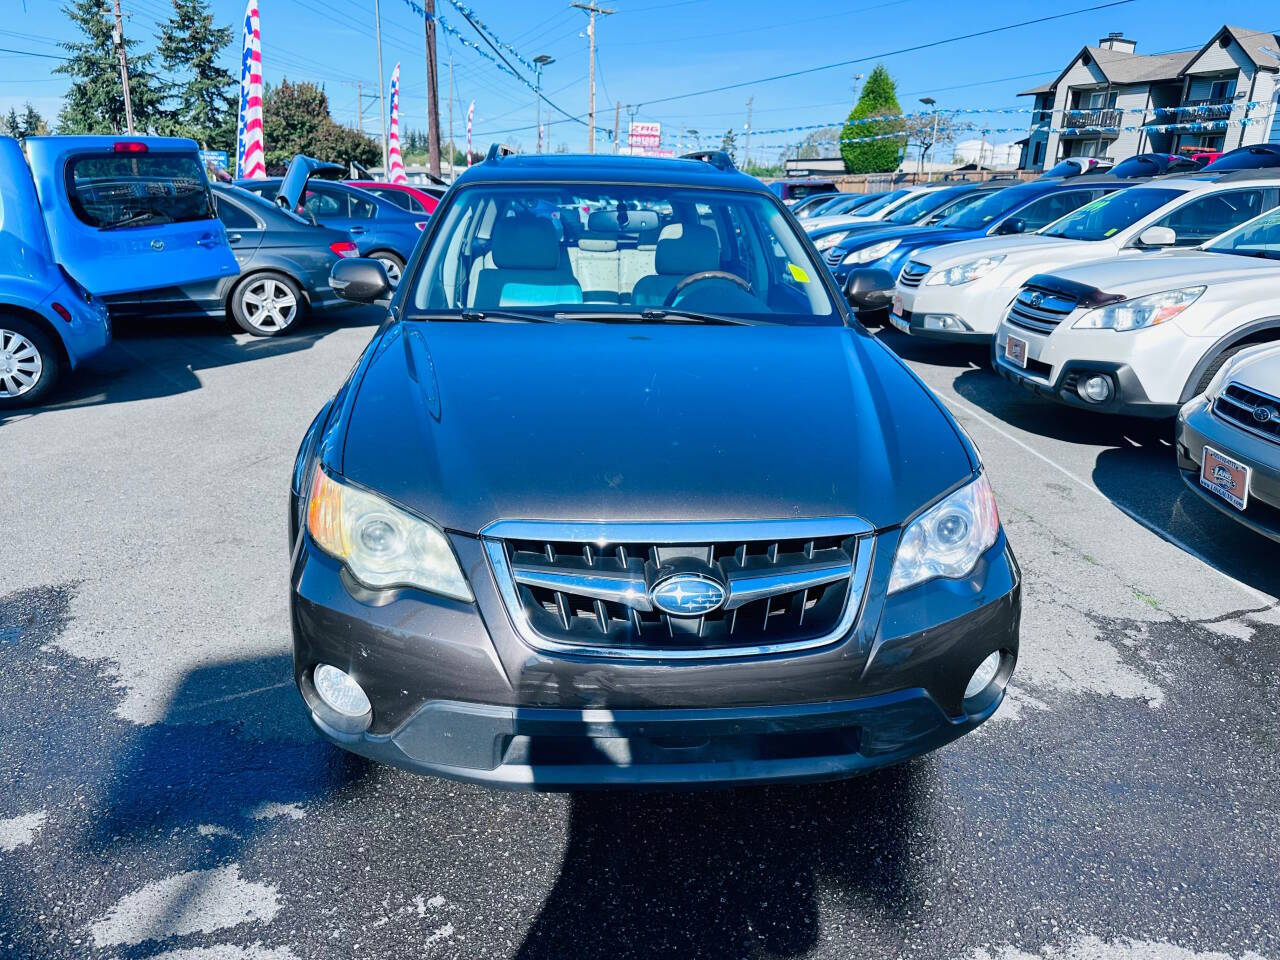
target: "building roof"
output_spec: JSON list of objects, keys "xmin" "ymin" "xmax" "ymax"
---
[
  {"xmin": 1183, "ymin": 25, "xmax": 1280, "ymax": 73},
  {"xmin": 1018, "ymin": 80, "xmax": 1055, "ymax": 96}
]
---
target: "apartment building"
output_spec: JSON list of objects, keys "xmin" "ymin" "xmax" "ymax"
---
[{"xmin": 1018, "ymin": 25, "xmax": 1280, "ymax": 171}]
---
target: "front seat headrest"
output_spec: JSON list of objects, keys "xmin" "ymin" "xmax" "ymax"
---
[
  {"xmin": 491, "ymin": 217, "xmax": 561, "ymax": 270},
  {"xmin": 655, "ymin": 224, "xmax": 720, "ymax": 275}
]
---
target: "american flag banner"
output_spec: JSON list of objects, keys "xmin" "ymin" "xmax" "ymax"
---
[
  {"xmin": 387, "ymin": 63, "xmax": 408, "ymax": 184},
  {"xmin": 236, "ymin": 0, "xmax": 266, "ymax": 179},
  {"xmin": 466, "ymin": 99, "xmax": 475, "ymax": 167}
]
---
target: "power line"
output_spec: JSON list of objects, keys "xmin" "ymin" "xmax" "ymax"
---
[{"xmin": 634, "ymin": 0, "xmax": 1138, "ymax": 108}]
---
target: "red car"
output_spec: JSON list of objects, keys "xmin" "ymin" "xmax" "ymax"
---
[{"xmin": 345, "ymin": 181, "xmax": 439, "ymax": 216}]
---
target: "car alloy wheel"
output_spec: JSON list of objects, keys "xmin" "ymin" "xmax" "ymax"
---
[
  {"xmin": 374, "ymin": 255, "xmax": 403, "ymax": 287},
  {"xmin": 0, "ymin": 328, "xmax": 43, "ymax": 399},
  {"xmin": 239, "ymin": 276, "xmax": 299, "ymax": 333}
]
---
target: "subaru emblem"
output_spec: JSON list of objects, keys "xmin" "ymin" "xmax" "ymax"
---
[
  {"xmin": 1254, "ymin": 405, "xmax": 1275, "ymax": 424},
  {"xmin": 150, "ymin": 239, "xmax": 165, "ymax": 251},
  {"xmin": 650, "ymin": 573, "xmax": 727, "ymax": 618},
  {"xmin": 1028, "ymin": 292, "xmax": 1044, "ymax": 308}
]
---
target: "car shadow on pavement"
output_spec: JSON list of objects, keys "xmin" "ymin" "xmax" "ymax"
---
[
  {"xmin": 875, "ymin": 327, "xmax": 991, "ymax": 369},
  {"xmin": 516, "ymin": 761, "xmax": 932, "ymax": 959},
  {"xmin": 949, "ymin": 366, "xmax": 1280, "ymax": 599},
  {"xmin": 0, "ymin": 306, "xmax": 383, "ymax": 427}
]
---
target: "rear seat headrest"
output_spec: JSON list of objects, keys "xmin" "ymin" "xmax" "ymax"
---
[
  {"xmin": 492, "ymin": 216, "xmax": 560, "ymax": 270},
  {"xmin": 655, "ymin": 223, "xmax": 720, "ymax": 276},
  {"xmin": 578, "ymin": 237, "xmax": 618, "ymax": 252}
]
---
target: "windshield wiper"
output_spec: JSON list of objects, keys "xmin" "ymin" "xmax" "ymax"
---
[{"xmin": 408, "ymin": 310, "xmax": 550, "ymax": 323}]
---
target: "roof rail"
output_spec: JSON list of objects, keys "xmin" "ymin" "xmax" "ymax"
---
[
  {"xmin": 679, "ymin": 149, "xmax": 735, "ymax": 171},
  {"xmin": 484, "ymin": 142, "xmax": 518, "ymax": 163}
]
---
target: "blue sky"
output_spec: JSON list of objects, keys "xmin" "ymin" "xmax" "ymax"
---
[{"xmin": 1, "ymin": 0, "xmax": 1276, "ymax": 159}]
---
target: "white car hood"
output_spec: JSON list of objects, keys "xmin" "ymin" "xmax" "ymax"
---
[
  {"xmin": 1042, "ymin": 250, "xmax": 1280, "ymax": 299},
  {"xmin": 917, "ymin": 234, "xmax": 1078, "ymax": 268}
]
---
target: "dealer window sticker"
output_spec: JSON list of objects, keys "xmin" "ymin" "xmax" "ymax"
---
[{"xmin": 788, "ymin": 262, "xmax": 811, "ymax": 283}]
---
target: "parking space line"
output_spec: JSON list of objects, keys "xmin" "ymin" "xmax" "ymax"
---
[
  {"xmin": 937, "ymin": 393, "xmax": 1279, "ymax": 607},
  {"xmin": 170, "ymin": 680, "xmax": 294, "ymax": 714}
]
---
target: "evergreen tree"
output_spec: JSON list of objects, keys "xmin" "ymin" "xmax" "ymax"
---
[
  {"xmin": 21, "ymin": 103, "xmax": 50, "ymax": 137},
  {"xmin": 55, "ymin": 0, "xmax": 167, "ymax": 134},
  {"xmin": 839, "ymin": 64, "xmax": 905, "ymax": 174},
  {"xmin": 158, "ymin": 0, "xmax": 236, "ymax": 149},
  {"xmin": 4, "ymin": 108, "xmax": 19, "ymax": 139}
]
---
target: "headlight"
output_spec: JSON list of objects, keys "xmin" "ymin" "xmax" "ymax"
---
[
  {"xmin": 842, "ymin": 239, "xmax": 900, "ymax": 265},
  {"xmin": 813, "ymin": 231, "xmax": 849, "ymax": 251},
  {"xmin": 888, "ymin": 474, "xmax": 1000, "ymax": 594},
  {"xmin": 307, "ymin": 467, "xmax": 473, "ymax": 601},
  {"xmin": 1073, "ymin": 286, "xmax": 1205, "ymax": 332},
  {"xmin": 925, "ymin": 254, "xmax": 1005, "ymax": 286}
]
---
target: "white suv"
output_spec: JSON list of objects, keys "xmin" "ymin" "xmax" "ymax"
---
[
  {"xmin": 993, "ymin": 205, "xmax": 1280, "ymax": 417},
  {"xmin": 888, "ymin": 173, "xmax": 1280, "ymax": 342}
]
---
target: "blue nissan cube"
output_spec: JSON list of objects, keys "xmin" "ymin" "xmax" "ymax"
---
[{"xmin": 0, "ymin": 135, "xmax": 239, "ymax": 408}]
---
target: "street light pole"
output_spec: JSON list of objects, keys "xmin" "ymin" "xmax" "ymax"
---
[
  {"xmin": 533, "ymin": 54, "xmax": 554, "ymax": 154},
  {"xmin": 919, "ymin": 97, "xmax": 937, "ymax": 182}
]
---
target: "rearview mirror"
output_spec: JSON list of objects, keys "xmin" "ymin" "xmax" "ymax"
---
[
  {"xmin": 331, "ymin": 257, "xmax": 392, "ymax": 304},
  {"xmin": 1138, "ymin": 226, "xmax": 1176, "ymax": 248},
  {"xmin": 995, "ymin": 217, "xmax": 1027, "ymax": 236}
]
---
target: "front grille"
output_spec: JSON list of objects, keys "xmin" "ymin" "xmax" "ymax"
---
[
  {"xmin": 1005, "ymin": 285, "xmax": 1078, "ymax": 333},
  {"xmin": 898, "ymin": 260, "xmax": 930, "ymax": 288},
  {"xmin": 483, "ymin": 519, "xmax": 874, "ymax": 659},
  {"xmin": 825, "ymin": 246, "xmax": 845, "ymax": 267},
  {"xmin": 1214, "ymin": 382, "xmax": 1280, "ymax": 444}
]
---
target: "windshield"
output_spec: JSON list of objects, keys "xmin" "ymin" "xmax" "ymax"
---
[
  {"xmin": 1039, "ymin": 188, "xmax": 1185, "ymax": 240},
  {"xmin": 883, "ymin": 187, "xmax": 963, "ymax": 224},
  {"xmin": 67, "ymin": 153, "xmax": 215, "ymax": 229},
  {"xmin": 850, "ymin": 189, "xmax": 908, "ymax": 217},
  {"xmin": 938, "ymin": 185, "xmax": 1041, "ymax": 230},
  {"xmin": 1203, "ymin": 207, "xmax": 1280, "ymax": 259},
  {"xmin": 408, "ymin": 183, "xmax": 838, "ymax": 325}
]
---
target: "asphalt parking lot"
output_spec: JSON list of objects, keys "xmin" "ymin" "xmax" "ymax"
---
[{"xmin": 1, "ymin": 310, "xmax": 1277, "ymax": 960}]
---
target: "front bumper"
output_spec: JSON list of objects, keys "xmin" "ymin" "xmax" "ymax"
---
[
  {"xmin": 1176, "ymin": 396, "xmax": 1280, "ymax": 542},
  {"xmin": 993, "ymin": 322, "xmax": 1182, "ymax": 418},
  {"xmin": 290, "ymin": 525, "xmax": 1021, "ymax": 790},
  {"xmin": 888, "ymin": 307, "xmax": 990, "ymax": 343}
]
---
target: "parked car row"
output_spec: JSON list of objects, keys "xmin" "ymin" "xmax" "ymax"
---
[
  {"xmin": 0, "ymin": 135, "xmax": 437, "ymax": 409},
  {"xmin": 817, "ymin": 145, "xmax": 1280, "ymax": 544}
]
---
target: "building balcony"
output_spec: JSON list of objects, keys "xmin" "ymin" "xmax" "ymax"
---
[
  {"xmin": 1151, "ymin": 98, "xmax": 1235, "ymax": 122},
  {"xmin": 1060, "ymin": 108, "xmax": 1123, "ymax": 135}
]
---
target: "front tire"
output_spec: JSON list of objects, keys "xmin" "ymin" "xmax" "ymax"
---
[
  {"xmin": 230, "ymin": 272, "xmax": 304, "ymax": 336},
  {"xmin": 0, "ymin": 317, "xmax": 59, "ymax": 410},
  {"xmin": 370, "ymin": 251, "xmax": 405, "ymax": 288}
]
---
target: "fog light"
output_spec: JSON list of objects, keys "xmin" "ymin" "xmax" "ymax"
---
[
  {"xmin": 964, "ymin": 651, "xmax": 1002, "ymax": 699},
  {"xmin": 313, "ymin": 664, "xmax": 371, "ymax": 719},
  {"xmin": 1078, "ymin": 374, "xmax": 1113, "ymax": 403},
  {"xmin": 922, "ymin": 313, "xmax": 966, "ymax": 331}
]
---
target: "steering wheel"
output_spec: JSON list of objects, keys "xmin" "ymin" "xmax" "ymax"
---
[{"xmin": 663, "ymin": 270, "xmax": 752, "ymax": 307}]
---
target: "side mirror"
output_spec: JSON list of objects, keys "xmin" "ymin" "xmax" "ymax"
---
[
  {"xmin": 844, "ymin": 268, "xmax": 896, "ymax": 311},
  {"xmin": 1138, "ymin": 225, "xmax": 1176, "ymax": 248},
  {"xmin": 995, "ymin": 217, "xmax": 1027, "ymax": 236},
  {"xmin": 331, "ymin": 257, "xmax": 393, "ymax": 304}
]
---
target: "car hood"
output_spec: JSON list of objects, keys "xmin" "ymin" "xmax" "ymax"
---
[
  {"xmin": 918, "ymin": 233, "xmax": 1074, "ymax": 268},
  {"xmin": 1222, "ymin": 341, "xmax": 1280, "ymax": 389},
  {"xmin": 1042, "ymin": 249, "xmax": 1280, "ymax": 298},
  {"xmin": 835, "ymin": 223, "xmax": 957, "ymax": 252},
  {"xmin": 338, "ymin": 322, "xmax": 974, "ymax": 534}
]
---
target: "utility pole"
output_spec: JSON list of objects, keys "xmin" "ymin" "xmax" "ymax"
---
[
  {"xmin": 851, "ymin": 71, "xmax": 864, "ymax": 108},
  {"xmin": 919, "ymin": 97, "xmax": 937, "ymax": 182},
  {"xmin": 613, "ymin": 100, "xmax": 621, "ymax": 153},
  {"xmin": 111, "ymin": 0, "xmax": 135, "ymax": 134},
  {"xmin": 425, "ymin": 0, "xmax": 442, "ymax": 177},
  {"xmin": 571, "ymin": 2, "xmax": 612, "ymax": 153},
  {"xmin": 743, "ymin": 96, "xmax": 753, "ymax": 169},
  {"xmin": 356, "ymin": 81, "xmax": 362, "ymax": 133},
  {"xmin": 533, "ymin": 54, "xmax": 554, "ymax": 154},
  {"xmin": 374, "ymin": 0, "xmax": 389, "ymax": 174},
  {"xmin": 447, "ymin": 54, "xmax": 454, "ymax": 177}
]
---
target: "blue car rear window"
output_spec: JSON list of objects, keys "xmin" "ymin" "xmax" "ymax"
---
[{"xmin": 66, "ymin": 154, "xmax": 215, "ymax": 230}]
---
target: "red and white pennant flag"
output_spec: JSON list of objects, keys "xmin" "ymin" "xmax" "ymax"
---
[
  {"xmin": 236, "ymin": 0, "xmax": 266, "ymax": 179},
  {"xmin": 387, "ymin": 63, "xmax": 407, "ymax": 184}
]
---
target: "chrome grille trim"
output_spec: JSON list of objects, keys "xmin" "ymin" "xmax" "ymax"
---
[
  {"xmin": 1005, "ymin": 286, "xmax": 1078, "ymax": 333},
  {"xmin": 1213, "ymin": 381, "xmax": 1280, "ymax": 445},
  {"xmin": 482, "ymin": 517, "xmax": 876, "ymax": 661},
  {"xmin": 898, "ymin": 260, "xmax": 930, "ymax": 288}
]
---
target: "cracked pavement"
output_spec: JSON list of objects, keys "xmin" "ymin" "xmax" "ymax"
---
[{"xmin": 1, "ymin": 314, "xmax": 1277, "ymax": 959}]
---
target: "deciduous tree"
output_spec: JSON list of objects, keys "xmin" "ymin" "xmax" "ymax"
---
[{"xmin": 261, "ymin": 80, "xmax": 379, "ymax": 173}]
